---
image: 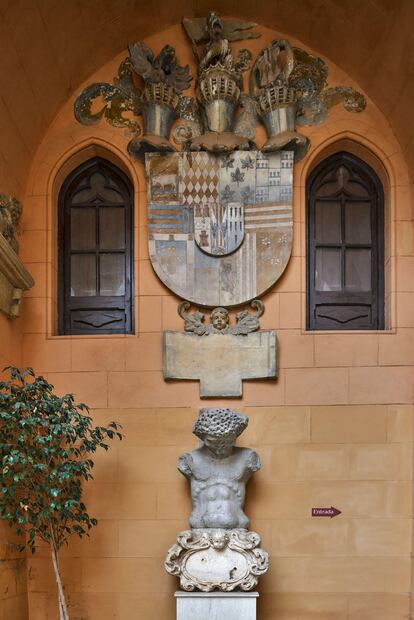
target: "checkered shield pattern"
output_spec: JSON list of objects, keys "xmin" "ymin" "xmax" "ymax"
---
[{"xmin": 181, "ymin": 152, "xmax": 219, "ymax": 205}]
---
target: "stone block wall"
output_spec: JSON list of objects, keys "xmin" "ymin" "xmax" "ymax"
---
[
  {"xmin": 0, "ymin": 522, "xmax": 28, "ymax": 620},
  {"xmin": 25, "ymin": 404, "xmax": 413, "ymax": 620}
]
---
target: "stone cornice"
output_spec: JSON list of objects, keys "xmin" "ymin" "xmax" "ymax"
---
[{"xmin": 0, "ymin": 234, "xmax": 34, "ymax": 318}]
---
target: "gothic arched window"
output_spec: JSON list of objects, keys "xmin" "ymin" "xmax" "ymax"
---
[
  {"xmin": 307, "ymin": 151, "xmax": 384, "ymax": 330},
  {"xmin": 58, "ymin": 157, "xmax": 134, "ymax": 335}
]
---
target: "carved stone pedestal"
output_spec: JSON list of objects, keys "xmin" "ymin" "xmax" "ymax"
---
[
  {"xmin": 165, "ymin": 529, "xmax": 269, "ymax": 592},
  {"xmin": 175, "ymin": 591, "xmax": 258, "ymax": 620}
]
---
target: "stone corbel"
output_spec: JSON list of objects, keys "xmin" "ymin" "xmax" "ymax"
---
[{"xmin": 0, "ymin": 234, "xmax": 34, "ymax": 318}]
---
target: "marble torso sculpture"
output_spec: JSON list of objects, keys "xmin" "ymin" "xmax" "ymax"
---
[
  {"xmin": 178, "ymin": 408, "xmax": 260, "ymax": 529},
  {"xmin": 165, "ymin": 408, "xmax": 269, "ymax": 591}
]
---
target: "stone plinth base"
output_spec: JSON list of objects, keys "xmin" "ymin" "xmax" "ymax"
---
[{"xmin": 175, "ymin": 591, "xmax": 258, "ymax": 620}]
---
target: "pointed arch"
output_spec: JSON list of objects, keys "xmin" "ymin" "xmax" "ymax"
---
[
  {"xmin": 306, "ymin": 150, "xmax": 385, "ymax": 330},
  {"xmin": 57, "ymin": 155, "xmax": 134, "ymax": 334}
]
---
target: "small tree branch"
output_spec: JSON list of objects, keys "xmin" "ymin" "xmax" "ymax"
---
[
  {"xmin": 49, "ymin": 522, "xmax": 70, "ymax": 620},
  {"xmin": 0, "ymin": 367, "xmax": 122, "ymax": 620}
]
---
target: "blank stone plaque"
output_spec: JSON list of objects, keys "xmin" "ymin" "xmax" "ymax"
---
[
  {"xmin": 175, "ymin": 591, "xmax": 258, "ymax": 620},
  {"xmin": 163, "ymin": 331, "xmax": 277, "ymax": 398}
]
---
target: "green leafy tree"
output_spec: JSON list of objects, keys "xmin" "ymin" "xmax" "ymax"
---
[{"xmin": 0, "ymin": 367, "xmax": 122, "ymax": 620}]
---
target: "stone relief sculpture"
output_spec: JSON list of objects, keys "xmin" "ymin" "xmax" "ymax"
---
[
  {"xmin": 178, "ymin": 300, "xmax": 264, "ymax": 335},
  {"xmin": 74, "ymin": 57, "xmax": 141, "ymax": 135},
  {"xmin": 0, "ymin": 194, "xmax": 33, "ymax": 318},
  {"xmin": 75, "ymin": 11, "xmax": 367, "ymax": 160},
  {"xmin": 146, "ymin": 150, "xmax": 294, "ymax": 308},
  {"xmin": 180, "ymin": 12, "xmax": 254, "ymax": 153},
  {"xmin": 291, "ymin": 47, "xmax": 367, "ymax": 127},
  {"xmin": 0, "ymin": 194, "xmax": 22, "ymax": 254},
  {"xmin": 127, "ymin": 43, "xmax": 192, "ymax": 159},
  {"xmin": 74, "ymin": 11, "xmax": 367, "ymax": 398},
  {"xmin": 75, "ymin": 42, "xmax": 192, "ymax": 160},
  {"xmin": 249, "ymin": 39, "xmax": 309, "ymax": 160},
  {"xmin": 164, "ymin": 301, "xmax": 276, "ymax": 397},
  {"xmin": 182, "ymin": 16, "xmax": 261, "ymax": 48},
  {"xmin": 165, "ymin": 408, "xmax": 269, "ymax": 591}
]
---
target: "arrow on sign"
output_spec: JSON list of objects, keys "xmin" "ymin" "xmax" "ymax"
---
[{"xmin": 312, "ymin": 506, "xmax": 342, "ymax": 518}]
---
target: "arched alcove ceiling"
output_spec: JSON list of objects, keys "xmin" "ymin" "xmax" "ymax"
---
[{"xmin": 0, "ymin": 0, "xmax": 412, "ymax": 196}]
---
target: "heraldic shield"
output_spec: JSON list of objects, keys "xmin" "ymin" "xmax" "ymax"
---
[{"xmin": 146, "ymin": 151, "xmax": 293, "ymax": 307}]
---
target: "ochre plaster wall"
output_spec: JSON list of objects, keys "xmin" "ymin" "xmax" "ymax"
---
[
  {"xmin": 0, "ymin": 522, "xmax": 28, "ymax": 620},
  {"xmin": 1, "ymin": 1, "xmax": 414, "ymax": 204},
  {"xmin": 26, "ymin": 404, "xmax": 413, "ymax": 620},
  {"xmin": 15, "ymin": 23, "xmax": 414, "ymax": 620},
  {"xmin": 0, "ymin": 313, "xmax": 22, "ymax": 371}
]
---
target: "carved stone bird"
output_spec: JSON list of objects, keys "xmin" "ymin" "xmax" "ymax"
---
[{"xmin": 199, "ymin": 12, "xmax": 233, "ymax": 72}]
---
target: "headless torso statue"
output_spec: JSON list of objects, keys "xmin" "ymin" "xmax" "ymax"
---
[
  {"xmin": 165, "ymin": 408, "xmax": 269, "ymax": 591},
  {"xmin": 178, "ymin": 408, "xmax": 260, "ymax": 529}
]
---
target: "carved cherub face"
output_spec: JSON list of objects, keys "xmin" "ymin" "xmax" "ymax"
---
[
  {"xmin": 210, "ymin": 307, "xmax": 229, "ymax": 331},
  {"xmin": 210, "ymin": 529, "xmax": 229, "ymax": 550}
]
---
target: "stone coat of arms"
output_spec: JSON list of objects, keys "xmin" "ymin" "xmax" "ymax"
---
[
  {"xmin": 146, "ymin": 150, "xmax": 293, "ymax": 307},
  {"xmin": 75, "ymin": 11, "xmax": 366, "ymax": 396}
]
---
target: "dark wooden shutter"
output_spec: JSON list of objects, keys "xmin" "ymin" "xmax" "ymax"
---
[
  {"xmin": 307, "ymin": 152, "xmax": 384, "ymax": 330},
  {"xmin": 58, "ymin": 157, "xmax": 134, "ymax": 335}
]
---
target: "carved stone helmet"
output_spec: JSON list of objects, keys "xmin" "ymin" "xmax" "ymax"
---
[{"xmin": 193, "ymin": 408, "xmax": 248, "ymax": 440}]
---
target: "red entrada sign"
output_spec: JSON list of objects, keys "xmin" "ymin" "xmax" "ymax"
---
[{"xmin": 311, "ymin": 506, "xmax": 342, "ymax": 518}]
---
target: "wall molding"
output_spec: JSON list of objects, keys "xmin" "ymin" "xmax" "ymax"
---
[{"xmin": 0, "ymin": 234, "xmax": 34, "ymax": 317}]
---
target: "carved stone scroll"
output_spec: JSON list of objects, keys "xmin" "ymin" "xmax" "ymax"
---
[{"xmin": 166, "ymin": 529, "xmax": 269, "ymax": 592}]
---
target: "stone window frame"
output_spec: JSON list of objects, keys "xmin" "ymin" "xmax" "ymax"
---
[
  {"xmin": 299, "ymin": 136, "xmax": 394, "ymax": 333},
  {"xmin": 58, "ymin": 155, "xmax": 134, "ymax": 335},
  {"xmin": 47, "ymin": 141, "xmax": 141, "ymax": 338},
  {"xmin": 306, "ymin": 150, "xmax": 385, "ymax": 331}
]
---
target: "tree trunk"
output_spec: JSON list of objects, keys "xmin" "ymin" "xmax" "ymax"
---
[{"xmin": 49, "ymin": 525, "xmax": 69, "ymax": 620}]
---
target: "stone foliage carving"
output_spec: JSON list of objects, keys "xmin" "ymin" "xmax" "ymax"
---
[
  {"xmin": 178, "ymin": 300, "xmax": 264, "ymax": 335},
  {"xmin": 291, "ymin": 47, "xmax": 366, "ymax": 126},
  {"xmin": 75, "ymin": 11, "xmax": 366, "ymax": 160},
  {"xmin": 75, "ymin": 43, "xmax": 192, "ymax": 160},
  {"xmin": 165, "ymin": 409, "xmax": 269, "ymax": 591},
  {"xmin": 74, "ymin": 58, "xmax": 141, "ymax": 134}
]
